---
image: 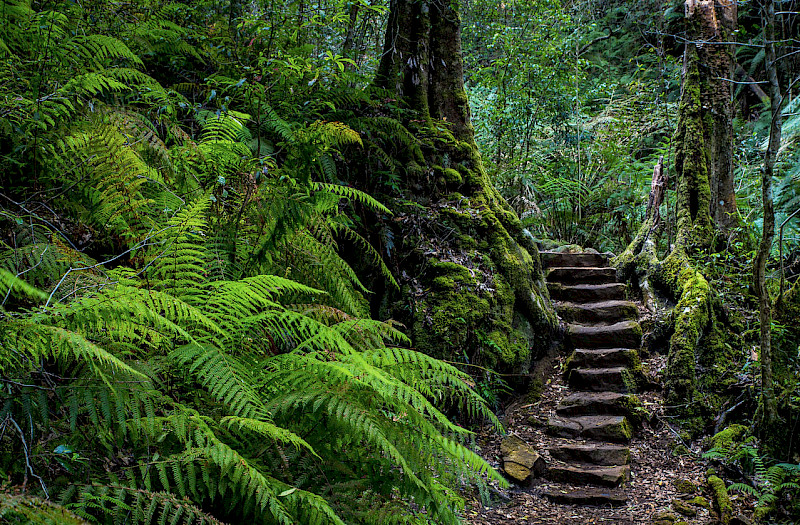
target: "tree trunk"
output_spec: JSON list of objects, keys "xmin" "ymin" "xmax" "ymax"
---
[
  {"xmin": 613, "ymin": 0, "xmax": 742, "ymax": 428},
  {"xmin": 372, "ymin": 0, "xmax": 556, "ymax": 373},
  {"xmin": 684, "ymin": 0, "xmax": 739, "ymax": 237},
  {"xmin": 754, "ymin": 0, "xmax": 781, "ymax": 430}
]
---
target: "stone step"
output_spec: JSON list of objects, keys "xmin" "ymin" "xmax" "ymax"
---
[
  {"xmin": 546, "ymin": 267, "xmax": 617, "ymax": 285},
  {"xmin": 567, "ymin": 367, "xmax": 633, "ymax": 393},
  {"xmin": 556, "ymin": 391, "xmax": 643, "ymax": 423},
  {"xmin": 568, "ymin": 321, "xmax": 642, "ymax": 349},
  {"xmin": 543, "ymin": 487, "xmax": 628, "ymax": 507},
  {"xmin": 547, "ymin": 415, "xmax": 633, "ymax": 443},
  {"xmin": 547, "ymin": 282, "xmax": 626, "ymax": 302},
  {"xmin": 547, "ymin": 464, "xmax": 630, "ymax": 487},
  {"xmin": 548, "ymin": 444, "xmax": 631, "ymax": 465},
  {"xmin": 556, "ymin": 300, "xmax": 638, "ymax": 324},
  {"xmin": 540, "ymin": 252, "xmax": 608, "ymax": 269},
  {"xmin": 566, "ymin": 348, "xmax": 639, "ymax": 370}
]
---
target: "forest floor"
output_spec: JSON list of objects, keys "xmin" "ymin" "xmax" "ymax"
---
[{"xmin": 462, "ymin": 309, "xmax": 752, "ymax": 524}]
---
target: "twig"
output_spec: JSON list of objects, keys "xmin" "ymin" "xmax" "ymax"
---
[{"xmin": 6, "ymin": 415, "xmax": 49, "ymax": 498}]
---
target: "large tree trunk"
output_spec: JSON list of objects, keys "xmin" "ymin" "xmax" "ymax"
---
[
  {"xmin": 614, "ymin": 0, "xmax": 742, "ymax": 430},
  {"xmin": 754, "ymin": 0, "xmax": 781, "ymax": 431},
  {"xmin": 684, "ymin": 0, "xmax": 739, "ymax": 237},
  {"xmin": 372, "ymin": 0, "xmax": 557, "ymax": 373}
]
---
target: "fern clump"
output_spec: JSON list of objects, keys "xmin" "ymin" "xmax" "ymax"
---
[{"xmin": 0, "ymin": 2, "xmax": 506, "ymax": 523}]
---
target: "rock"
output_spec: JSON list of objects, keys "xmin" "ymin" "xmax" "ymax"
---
[
  {"xmin": 547, "ymin": 282, "xmax": 626, "ymax": 302},
  {"xmin": 552, "ymin": 244, "xmax": 584, "ymax": 254},
  {"xmin": 547, "ymin": 415, "xmax": 633, "ymax": 443},
  {"xmin": 565, "ymin": 347, "xmax": 639, "ymax": 370},
  {"xmin": 548, "ymin": 444, "xmax": 630, "ymax": 465},
  {"xmin": 568, "ymin": 320, "xmax": 642, "ymax": 349},
  {"xmin": 556, "ymin": 391, "xmax": 644, "ymax": 423},
  {"xmin": 567, "ymin": 366, "xmax": 631, "ymax": 392},
  {"xmin": 584, "ymin": 247, "xmax": 600, "ymax": 254},
  {"xmin": 547, "ymin": 267, "xmax": 616, "ymax": 285},
  {"xmin": 500, "ymin": 435, "xmax": 546, "ymax": 483},
  {"xmin": 671, "ymin": 499, "xmax": 697, "ymax": 517},
  {"xmin": 688, "ymin": 496, "xmax": 710, "ymax": 509},
  {"xmin": 526, "ymin": 415, "xmax": 546, "ymax": 428},
  {"xmin": 672, "ymin": 479, "xmax": 697, "ymax": 494},
  {"xmin": 651, "ymin": 511, "xmax": 676, "ymax": 523},
  {"xmin": 536, "ymin": 239, "xmax": 561, "ymax": 251},
  {"xmin": 709, "ymin": 424, "xmax": 748, "ymax": 450},
  {"xmin": 543, "ymin": 488, "xmax": 627, "ymax": 507},
  {"xmin": 557, "ymin": 301, "xmax": 638, "ymax": 324},
  {"xmin": 540, "ymin": 251, "xmax": 608, "ymax": 268},
  {"xmin": 547, "ymin": 464, "xmax": 629, "ymax": 487},
  {"xmin": 730, "ymin": 515, "xmax": 753, "ymax": 525}
]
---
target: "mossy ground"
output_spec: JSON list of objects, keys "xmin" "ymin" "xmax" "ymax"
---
[{"xmin": 0, "ymin": 493, "xmax": 88, "ymax": 525}]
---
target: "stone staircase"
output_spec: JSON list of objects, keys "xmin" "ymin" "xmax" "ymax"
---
[{"xmin": 539, "ymin": 251, "xmax": 644, "ymax": 507}]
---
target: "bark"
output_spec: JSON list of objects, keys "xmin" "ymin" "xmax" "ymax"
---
[
  {"xmin": 684, "ymin": 0, "xmax": 739, "ymax": 236},
  {"xmin": 754, "ymin": 0, "xmax": 781, "ymax": 429},
  {"xmin": 341, "ymin": 2, "xmax": 360, "ymax": 60},
  {"xmin": 613, "ymin": 1, "xmax": 743, "ymax": 426},
  {"xmin": 375, "ymin": 0, "xmax": 472, "ymax": 139},
  {"xmin": 372, "ymin": 0, "xmax": 557, "ymax": 372}
]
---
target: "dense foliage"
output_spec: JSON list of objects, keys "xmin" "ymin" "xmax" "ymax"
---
[
  {"xmin": 2, "ymin": 0, "xmax": 800, "ymax": 522},
  {"xmin": 0, "ymin": 1, "xmax": 506, "ymax": 523}
]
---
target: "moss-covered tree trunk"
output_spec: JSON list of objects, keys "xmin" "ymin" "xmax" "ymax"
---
[
  {"xmin": 754, "ymin": 0, "xmax": 782, "ymax": 430},
  {"xmin": 614, "ymin": 0, "xmax": 741, "ymax": 429},
  {"xmin": 685, "ymin": 0, "xmax": 738, "ymax": 236},
  {"xmin": 372, "ymin": 0, "xmax": 556, "ymax": 373}
]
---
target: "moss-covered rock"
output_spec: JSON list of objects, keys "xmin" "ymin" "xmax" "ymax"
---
[
  {"xmin": 688, "ymin": 496, "xmax": 710, "ymax": 509},
  {"xmin": 708, "ymin": 475, "xmax": 733, "ymax": 524},
  {"xmin": 651, "ymin": 511, "xmax": 677, "ymax": 524},
  {"xmin": 709, "ymin": 424, "xmax": 748, "ymax": 451},
  {"xmin": 673, "ymin": 478, "xmax": 697, "ymax": 494},
  {"xmin": 671, "ymin": 499, "xmax": 697, "ymax": 517},
  {"xmin": 500, "ymin": 435, "xmax": 546, "ymax": 483}
]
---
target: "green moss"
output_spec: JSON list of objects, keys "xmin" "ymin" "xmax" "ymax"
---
[
  {"xmin": 709, "ymin": 424, "xmax": 748, "ymax": 450},
  {"xmin": 431, "ymin": 261, "xmax": 474, "ymax": 282},
  {"xmin": 457, "ymin": 234, "xmax": 477, "ymax": 250},
  {"xmin": 688, "ymin": 496, "xmax": 710, "ymax": 509},
  {"xmin": 0, "ymin": 493, "xmax": 88, "ymax": 524},
  {"xmin": 671, "ymin": 499, "xmax": 697, "ymax": 517},
  {"xmin": 609, "ymin": 417, "xmax": 634, "ymax": 441},
  {"xmin": 526, "ymin": 377, "xmax": 545, "ymax": 402},
  {"xmin": 439, "ymin": 207, "xmax": 473, "ymax": 226},
  {"xmin": 673, "ymin": 45, "xmax": 713, "ymax": 250},
  {"xmin": 621, "ymin": 368, "xmax": 638, "ymax": 393},
  {"xmin": 671, "ymin": 444, "xmax": 691, "ymax": 456},
  {"xmin": 432, "ymin": 276, "xmax": 455, "ymax": 290},
  {"xmin": 707, "ymin": 475, "xmax": 733, "ymax": 524},
  {"xmin": 442, "ymin": 168, "xmax": 462, "ymax": 184},
  {"xmin": 672, "ymin": 479, "xmax": 697, "ymax": 494},
  {"xmin": 662, "ymin": 250, "xmax": 712, "ymax": 408}
]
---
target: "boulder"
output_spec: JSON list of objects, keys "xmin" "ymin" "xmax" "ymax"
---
[{"xmin": 500, "ymin": 435, "xmax": 546, "ymax": 483}]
